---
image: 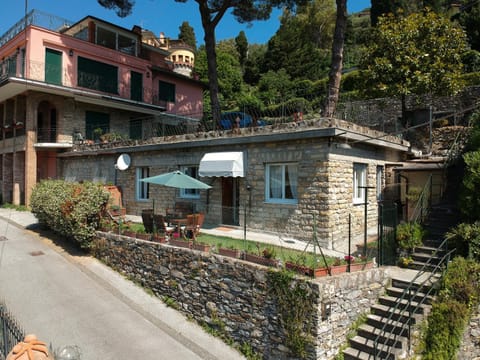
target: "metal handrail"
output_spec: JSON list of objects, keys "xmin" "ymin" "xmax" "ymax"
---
[
  {"xmin": 373, "ymin": 238, "xmax": 454, "ymax": 359},
  {"xmin": 410, "ymin": 174, "xmax": 432, "ymax": 223}
]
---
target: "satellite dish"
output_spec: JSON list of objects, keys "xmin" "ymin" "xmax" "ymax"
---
[{"xmin": 116, "ymin": 154, "xmax": 131, "ymax": 170}]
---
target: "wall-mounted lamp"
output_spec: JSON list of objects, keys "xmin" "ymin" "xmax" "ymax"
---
[
  {"xmin": 146, "ymin": 72, "xmax": 150, "ymax": 78},
  {"xmin": 69, "ymin": 49, "xmax": 74, "ymax": 57}
]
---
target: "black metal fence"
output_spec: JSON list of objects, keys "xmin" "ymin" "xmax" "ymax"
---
[
  {"xmin": 378, "ymin": 202, "xmax": 398, "ymax": 266},
  {"xmin": 0, "ymin": 301, "xmax": 24, "ymax": 359}
]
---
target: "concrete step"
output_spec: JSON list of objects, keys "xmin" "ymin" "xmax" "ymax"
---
[
  {"xmin": 411, "ymin": 252, "xmax": 443, "ymax": 264},
  {"xmin": 378, "ymin": 295, "xmax": 430, "ymax": 315},
  {"xmin": 348, "ymin": 335, "xmax": 403, "ymax": 359},
  {"xmin": 371, "ymin": 303, "xmax": 420, "ymax": 324},
  {"xmin": 391, "ymin": 276, "xmax": 440, "ymax": 293},
  {"xmin": 386, "ymin": 286, "xmax": 435, "ymax": 305},
  {"xmin": 413, "ymin": 245, "xmax": 446, "ymax": 256},
  {"xmin": 343, "ymin": 346, "xmax": 378, "ymax": 360},
  {"xmin": 357, "ymin": 323, "xmax": 407, "ymax": 349},
  {"xmin": 366, "ymin": 314, "xmax": 410, "ymax": 337}
]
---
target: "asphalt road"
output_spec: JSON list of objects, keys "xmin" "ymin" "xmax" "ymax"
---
[{"xmin": 0, "ymin": 213, "xmax": 245, "ymax": 360}]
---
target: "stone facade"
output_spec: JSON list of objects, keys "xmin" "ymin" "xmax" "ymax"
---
[
  {"xmin": 61, "ymin": 119, "xmax": 407, "ymax": 251},
  {"xmin": 94, "ymin": 232, "xmax": 390, "ymax": 360},
  {"xmin": 458, "ymin": 305, "xmax": 480, "ymax": 360}
]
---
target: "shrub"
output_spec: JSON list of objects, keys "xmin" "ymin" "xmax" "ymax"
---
[
  {"xmin": 422, "ymin": 257, "xmax": 480, "ymax": 359},
  {"xmin": 445, "ymin": 222, "xmax": 480, "ymax": 260},
  {"xmin": 422, "ymin": 300, "xmax": 469, "ymax": 360},
  {"xmin": 460, "ymin": 150, "xmax": 480, "ymax": 221},
  {"xmin": 30, "ymin": 180, "xmax": 109, "ymax": 248},
  {"xmin": 396, "ymin": 222, "xmax": 424, "ymax": 251}
]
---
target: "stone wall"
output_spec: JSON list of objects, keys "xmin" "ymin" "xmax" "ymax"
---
[
  {"xmin": 458, "ymin": 305, "xmax": 480, "ymax": 360},
  {"xmin": 94, "ymin": 232, "xmax": 390, "ymax": 360}
]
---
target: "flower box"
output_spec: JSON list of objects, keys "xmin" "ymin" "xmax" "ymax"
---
[
  {"xmin": 285, "ymin": 262, "xmax": 329, "ymax": 277},
  {"xmin": 135, "ymin": 233, "xmax": 151, "ymax": 240},
  {"xmin": 329, "ymin": 264, "xmax": 348, "ymax": 275},
  {"xmin": 169, "ymin": 238, "xmax": 192, "ymax": 249},
  {"xmin": 122, "ymin": 230, "xmax": 136, "ymax": 238},
  {"xmin": 192, "ymin": 242, "xmax": 211, "ymax": 252},
  {"xmin": 244, "ymin": 253, "xmax": 279, "ymax": 267},
  {"xmin": 151, "ymin": 234, "xmax": 167, "ymax": 243},
  {"xmin": 349, "ymin": 261, "xmax": 374, "ymax": 272},
  {"xmin": 218, "ymin": 247, "xmax": 242, "ymax": 258}
]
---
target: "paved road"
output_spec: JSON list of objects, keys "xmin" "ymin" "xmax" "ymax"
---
[{"xmin": 0, "ymin": 211, "xmax": 245, "ymax": 360}]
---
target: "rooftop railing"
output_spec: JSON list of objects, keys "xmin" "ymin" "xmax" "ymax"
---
[{"xmin": 0, "ymin": 9, "xmax": 73, "ymax": 47}]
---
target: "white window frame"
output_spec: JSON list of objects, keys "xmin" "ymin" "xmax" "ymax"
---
[
  {"xmin": 136, "ymin": 167, "xmax": 149, "ymax": 201},
  {"xmin": 353, "ymin": 163, "xmax": 367, "ymax": 204},
  {"xmin": 265, "ymin": 163, "xmax": 298, "ymax": 204},
  {"xmin": 180, "ymin": 166, "xmax": 200, "ymax": 199}
]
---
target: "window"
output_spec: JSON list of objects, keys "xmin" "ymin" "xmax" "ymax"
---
[
  {"xmin": 376, "ymin": 165, "xmax": 384, "ymax": 201},
  {"xmin": 85, "ymin": 111, "xmax": 109, "ymax": 140},
  {"xmin": 158, "ymin": 80, "xmax": 176, "ymax": 103},
  {"xmin": 77, "ymin": 56, "xmax": 118, "ymax": 94},
  {"xmin": 96, "ymin": 27, "xmax": 116, "ymax": 50},
  {"xmin": 180, "ymin": 166, "xmax": 200, "ymax": 199},
  {"xmin": 353, "ymin": 163, "xmax": 367, "ymax": 204},
  {"xmin": 265, "ymin": 163, "xmax": 298, "ymax": 204},
  {"xmin": 136, "ymin": 167, "xmax": 150, "ymax": 201}
]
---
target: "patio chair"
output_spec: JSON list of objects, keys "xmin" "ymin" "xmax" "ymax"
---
[
  {"xmin": 183, "ymin": 213, "xmax": 205, "ymax": 241},
  {"xmin": 152, "ymin": 214, "xmax": 175, "ymax": 236}
]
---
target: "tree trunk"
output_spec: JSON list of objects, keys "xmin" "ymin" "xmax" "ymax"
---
[
  {"xmin": 198, "ymin": 2, "xmax": 222, "ymax": 129},
  {"xmin": 324, "ymin": 0, "xmax": 347, "ymax": 118}
]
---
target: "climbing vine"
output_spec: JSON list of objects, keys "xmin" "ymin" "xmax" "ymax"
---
[{"xmin": 267, "ymin": 270, "xmax": 316, "ymax": 359}]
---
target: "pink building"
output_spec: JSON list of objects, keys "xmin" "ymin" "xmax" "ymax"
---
[{"xmin": 0, "ymin": 10, "xmax": 203, "ymax": 205}]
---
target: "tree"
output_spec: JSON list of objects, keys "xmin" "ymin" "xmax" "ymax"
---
[
  {"xmin": 98, "ymin": 0, "xmax": 307, "ymax": 127},
  {"xmin": 263, "ymin": 1, "xmax": 335, "ymax": 81},
  {"xmin": 362, "ymin": 10, "xmax": 468, "ymax": 123},
  {"xmin": 370, "ymin": 0, "xmax": 449, "ymax": 26},
  {"xmin": 178, "ymin": 21, "xmax": 197, "ymax": 50},
  {"xmin": 235, "ymin": 31, "xmax": 248, "ymax": 70},
  {"xmin": 324, "ymin": 0, "xmax": 347, "ymax": 117},
  {"xmin": 457, "ymin": 0, "xmax": 480, "ymax": 51}
]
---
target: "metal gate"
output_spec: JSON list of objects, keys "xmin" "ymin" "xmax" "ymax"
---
[{"xmin": 378, "ymin": 202, "xmax": 398, "ymax": 266}]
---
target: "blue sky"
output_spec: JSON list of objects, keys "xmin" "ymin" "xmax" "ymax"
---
[{"xmin": 0, "ymin": 0, "xmax": 371, "ymax": 45}]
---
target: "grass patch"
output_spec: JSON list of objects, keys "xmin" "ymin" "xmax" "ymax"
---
[{"xmin": 195, "ymin": 233, "xmax": 337, "ymax": 266}]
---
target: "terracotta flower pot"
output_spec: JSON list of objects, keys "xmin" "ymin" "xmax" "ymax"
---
[
  {"xmin": 244, "ymin": 253, "xmax": 279, "ymax": 267},
  {"xmin": 218, "ymin": 247, "xmax": 241, "ymax": 258},
  {"xmin": 329, "ymin": 264, "xmax": 348, "ymax": 275},
  {"xmin": 192, "ymin": 242, "xmax": 211, "ymax": 252},
  {"xmin": 169, "ymin": 238, "xmax": 192, "ymax": 249}
]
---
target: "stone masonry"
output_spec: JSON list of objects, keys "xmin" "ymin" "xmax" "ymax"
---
[{"xmin": 94, "ymin": 232, "xmax": 390, "ymax": 360}]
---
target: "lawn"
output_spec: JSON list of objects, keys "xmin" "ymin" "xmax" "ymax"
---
[{"xmin": 122, "ymin": 222, "xmax": 339, "ymax": 267}]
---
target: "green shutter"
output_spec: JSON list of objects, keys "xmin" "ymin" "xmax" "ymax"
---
[
  {"xmin": 158, "ymin": 81, "xmax": 175, "ymax": 103},
  {"xmin": 78, "ymin": 57, "xmax": 118, "ymax": 94},
  {"xmin": 131, "ymin": 71, "xmax": 143, "ymax": 101},
  {"xmin": 45, "ymin": 48, "xmax": 62, "ymax": 85}
]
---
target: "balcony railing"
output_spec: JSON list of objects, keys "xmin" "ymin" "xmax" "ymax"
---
[
  {"xmin": 0, "ymin": 58, "xmax": 169, "ymax": 109},
  {"xmin": 0, "ymin": 10, "xmax": 73, "ymax": 47}
]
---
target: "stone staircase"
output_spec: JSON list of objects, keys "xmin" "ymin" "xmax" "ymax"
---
[{"xmin": 343, "ymin": 273, "xmax": 439, "ymax": 360}]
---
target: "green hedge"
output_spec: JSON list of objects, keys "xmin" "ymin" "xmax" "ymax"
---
[
  {"xmin": 422, "ymin": 257, "xmax": 480, "ymax": 359},
  {"xmin": 30, "ymin": 180, "xmax": 109, "ymax": 248}
]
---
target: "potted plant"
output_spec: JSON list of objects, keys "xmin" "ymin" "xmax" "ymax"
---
[
  {"xmin": 218, "ymin": 244, "xmax": 242, "ymax": 258},
  {"xmin": 348, "ymin": 255, "xmax": 374, "ymax": 272},
  {"xmin": 168, "ymin": 232, "xmax": 192, "ymax": 249},
  {"xmin": 135, "ymin": 228, "xmax": 151, "ymax": 240},
  {"xmin": 244, "ymin": 246, "xmax": 279, "ymax": 267},
  {"xmin": 396, "ymin": 221, "xmax": 425, "ymax": 259},
  {"xmin": 329, "ymin": 257, "xmax": 348, "ymax": 275},
  {"xmin": 285, "ymin": 256, "xmax": 330, "ymax": 277}
]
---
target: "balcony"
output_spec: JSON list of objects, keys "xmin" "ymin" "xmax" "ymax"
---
[{"xmin": 0, "ymin": 58, "xmax": 168, "ymax": 112}]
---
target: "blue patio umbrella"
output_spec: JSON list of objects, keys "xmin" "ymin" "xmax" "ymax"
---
[{"xmin": 141, "ymin": 170, "xmax": 211, "ymax": 189}]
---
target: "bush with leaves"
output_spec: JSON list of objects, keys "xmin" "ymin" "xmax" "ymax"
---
[
  {"xmin": 396, "ymin": 221, "xmax": 424, "ymax": 252},
  {"xmin": 445, "ymin": 222, "xmax": 480, "ymax": 260},
  {"xmin": 422, "ymin": 257, "xmax": 480, "ymax": 359},
  {"xmin": 30, "ymin": 180, "xmax": 109, "ymax": 248}
]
